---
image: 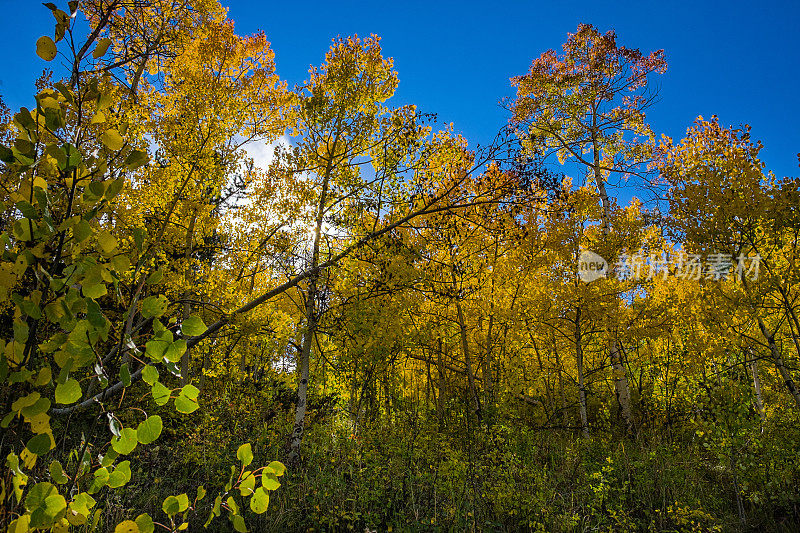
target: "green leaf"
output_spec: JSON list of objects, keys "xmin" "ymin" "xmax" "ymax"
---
[
  {"xmin": 266, "ymin": 460, "xmax": 286, "ymax": 477},
  {"xmin": 13, "ymin": 219, "xmax": 35, "ymax": 241},
  {"xmin": 70, "ymin": 492, "xmax": 96, "ymax": 516},
  {"xmin": 180, "ymin": 384, "xmax": 199, "ymax": 400},
  {"xmin": 230, "ymin": 513, "xmax": 247, "ymax": 532},
  {"xmin": 82, "ymin": 282, "xmax": 107, "ymax": 299},
  {"xmin": 249, "ymin": 487, "xmax": 270, "ymax": 514},
  {"xmin": 236, "ymin": 443, "xmax": 253, "ymax": 467},
  {"xmin": 205, "ymin": 495, "xmax": 222, "ymax": 527},
  {"xmin": 136, "ymin": 415, "xmax": 162, "ymax": 444},
  {"xmin": 19, "ymin": 298, "xmax": 42, "ymax": 319},
  {"xmin": 36, "ymin": 36, "xmax": 57, "ymax": 61},
  {"xmin": 25, "ymin": 482, "xmax": 57, "ymax": 511},
  {"xmin": 145, "ymin": 338, "xmax": 170, "ymax": 361},
  {"xmin": 164, "ymin": 339, "xmax": 186, "ymax": 363},
  {"xmin": 114, "ymin": 520, "xmax": 138, "ymax": 533},
  {"xmin": 25, "ymin": 482, "xmax": 65, "ymax": 528},
  {"xmin": 27, "ymin": 433, "xmax": 53, "ymax": 455},
  {"xmin": 49, "ymin": 461, "xmax": 69, "ymax": 484},
  {"xmin": 86, "ymin": 298, "xmax": 106, "ymax": 328},
  {"xmin": 152, "ymin": 381, "xmax": 171, "ymax": 406},
  {"xmin": 100, "ymin": 129, "xmax": 124, "ymax": 151},
  {"xmin": 108, "ymin": 460, "xmax": 131, "ymax": 488},
  {"xmin": 162, "ymin": 493, "xmax": 189, "ymax": 516},
  {"xmin": 0, "ymin": 144, "xmax": 13, "ymax": 163},
  {"xmin": 89, "ymin": 467, "xmax": 109, "ymax": 494},
  {"xmin": 111, "ymin": 427, "xmax": 138, "ymax": 455},
  {"xmin": 93, "ymin": 37, "xmax": 112, "ymax": 59},
  {"xmin": 262, "ymin": 473, "xmax": 280, "ymax": 491},
  {"xmin": 21, "ymin": 397, "xmax": 50, "ymax": 419},
  {"xmin": 125, "ymin": 149, "xmax": 149, "ymax": 170},
  {"xmin": 174, "ymin": 394, "xmax": 198, "ymax": 414},
  {"xmin": 55, "ymin": 378, "xmax": 82, "ymax": 404},
  {"xmin": 12, "ymin": 392, "xmax": 41, "ymax": 412},
  {"xmin": 135, "ymin": 513, "xmax": 155, "ymax": 533},
  {"xmin": 101, "ymin": 448, "xmax": 119, "ymax": 467},
  {"xmin": 181, "ymin": 315, "xmax": 207, "ymax": 337},
  {"xmin": 105, "ymin": 177, "xmax": 125, "ymax": 200},
  {"xmin": 142, "ymin": 364, "xmax": 158, "ymax": 385},
  {"xmin": 146, "ymin": 270, "xmax": 163, "ymax": 285},
  {"xmin": 141, "ymin": 295, "xmax": 168, "ymax": 318},
  {"xmin": 239, "ymin": 471, "xmax": 256, "ymax": 496},
  {"xmin": 73, "ymin": 219, "xmax": 92, "ymax": 242},
  {"xmin": 119, "ymin": 363, "xmax": 132, "ymax": 387},
  {"xmin": 96, "ymin": 230, "xmax": 117, "ymax": 253}
]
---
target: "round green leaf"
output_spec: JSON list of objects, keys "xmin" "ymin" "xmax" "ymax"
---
[
  {"xmin": 49, "ymin": 460, "xmax": 69, "ymax": 484},
  {"xmin": 21, "ymin": 398, "xmax": 50, "ymax": 418},
  {"xmin": 125, "ymin": 149, "xmax": 149, "ymax": 170},
  {"xmin": 111, "ymin": 427, "xmax": 138, "ymax": 455},
  {"xmin": 141, "ymin": 296, "xmax": 168, "ymax": 318},
  {"xmin": 135, "ymin": 513, "xmax": 155, "ymax": 533},
  {"xmin": 141, "ymin": 365, "xmax": 159, "ymax": 385},
  {"xmin": 36, "ymin": 36, "xmax": 57, "ymax": 61},
  {"xmin": 137, "ymin": 415, "xmax": 162, "ymax": 444},
  {"xmin": 266, "ymin": 461, "xmax": 286, "ymax": 477},
  {"xmin": 181, "ymin": 315, "xmax": 207, "ymax": 337},
  {"xmin": 249, "ymin": 487, "xmax": 270, "ymax": 514},
  {"xmin": 27, "ymin": 433, "xmax": 53, "ymax": 455},
  {"xmin": 114, "ymin": 520, "xmax": 138, "ymax": 533},
  {"xmin": 100, "ymin": 129, "xmax": 124, "ymax": 151},
  {"xmin": 180, "ymin": 384, "xmax": 199, "ymax": 400},
  {"xmin": 55, "ymin": 378, "xmax": 82, "ymax": 405},
  {"xmin": 236, "ymin": 443, "xmax": 253, "ymax": 467},
  {"xmin": 174, "ymin": 394, "xmax": 198, "ymax": 414},
  {"xmin": 230, "ymin": 513, "xmax": 247, "ymax": 533},
  {"xmin": 108, "ymin": 460, "xmax": 131, "ymax": 488},
  {"xmin": 262, "ymin": 474, "xmax": 280, "ymax": 491}
]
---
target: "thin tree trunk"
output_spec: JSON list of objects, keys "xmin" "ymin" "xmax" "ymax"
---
[
  {"xmin": 576, "ymin": 306, "xmax": 589, "ymax": 437},
  {"xmin": 482, "ymin": 313, "xmax": 495, "ymax": 409},
  {"xmin": 554, "ymin": 333, "xmax": 567, "ymax": 425},
  {"xmin": 610, "ymin": 337, "xmax": 634, "ymax": 433},
  {"xmin": 749, "ymin": 353, "xmax": 765, "ymax": 423},
  {"xmin": 592, "ymin": 131, "xmax": 635, "ymax": 433},
  {"xmin": 436, "ymin": 338, "xmax": 446, "ymax": 428},
  {"xmin": 180, "ymin": 213, "xmax": 197, "ymax": 386},
  {"xmin": 453, "ymin": 270, "xmax": 482, "ymax": 422},
  {"xmin": 287, "ymin": 279, "xmax": 317, "ymax": 463},
  {"xmin": 287, "ymin": 165, "xmax": 332, "ymax": 464}
]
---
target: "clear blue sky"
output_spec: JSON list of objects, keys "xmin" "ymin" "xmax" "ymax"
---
[{"xmin": 1, "ymin": 0, "xmax": 798, "ymax": 179}]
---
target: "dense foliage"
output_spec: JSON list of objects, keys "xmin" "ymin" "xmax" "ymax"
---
[{"xmin": 2, "ymin": 3, "xmax": 799, "ymax": 532}]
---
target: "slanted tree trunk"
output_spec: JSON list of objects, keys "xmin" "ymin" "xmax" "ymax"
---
[
  {"xmin": 452, "ymin": 269, "xmax": 482, "ymax": 422},
  {"xmin": 749, "ymin": 352, "xmax": 765, "ymax": 423},
  {"xmin": 757, "ymin": 317, "xmax": 800, "ymax": 410}
]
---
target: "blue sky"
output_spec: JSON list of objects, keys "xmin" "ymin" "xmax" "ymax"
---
[{"xmin": 1, "ymin": 0, "xmax": 798, "ymax": 181}]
